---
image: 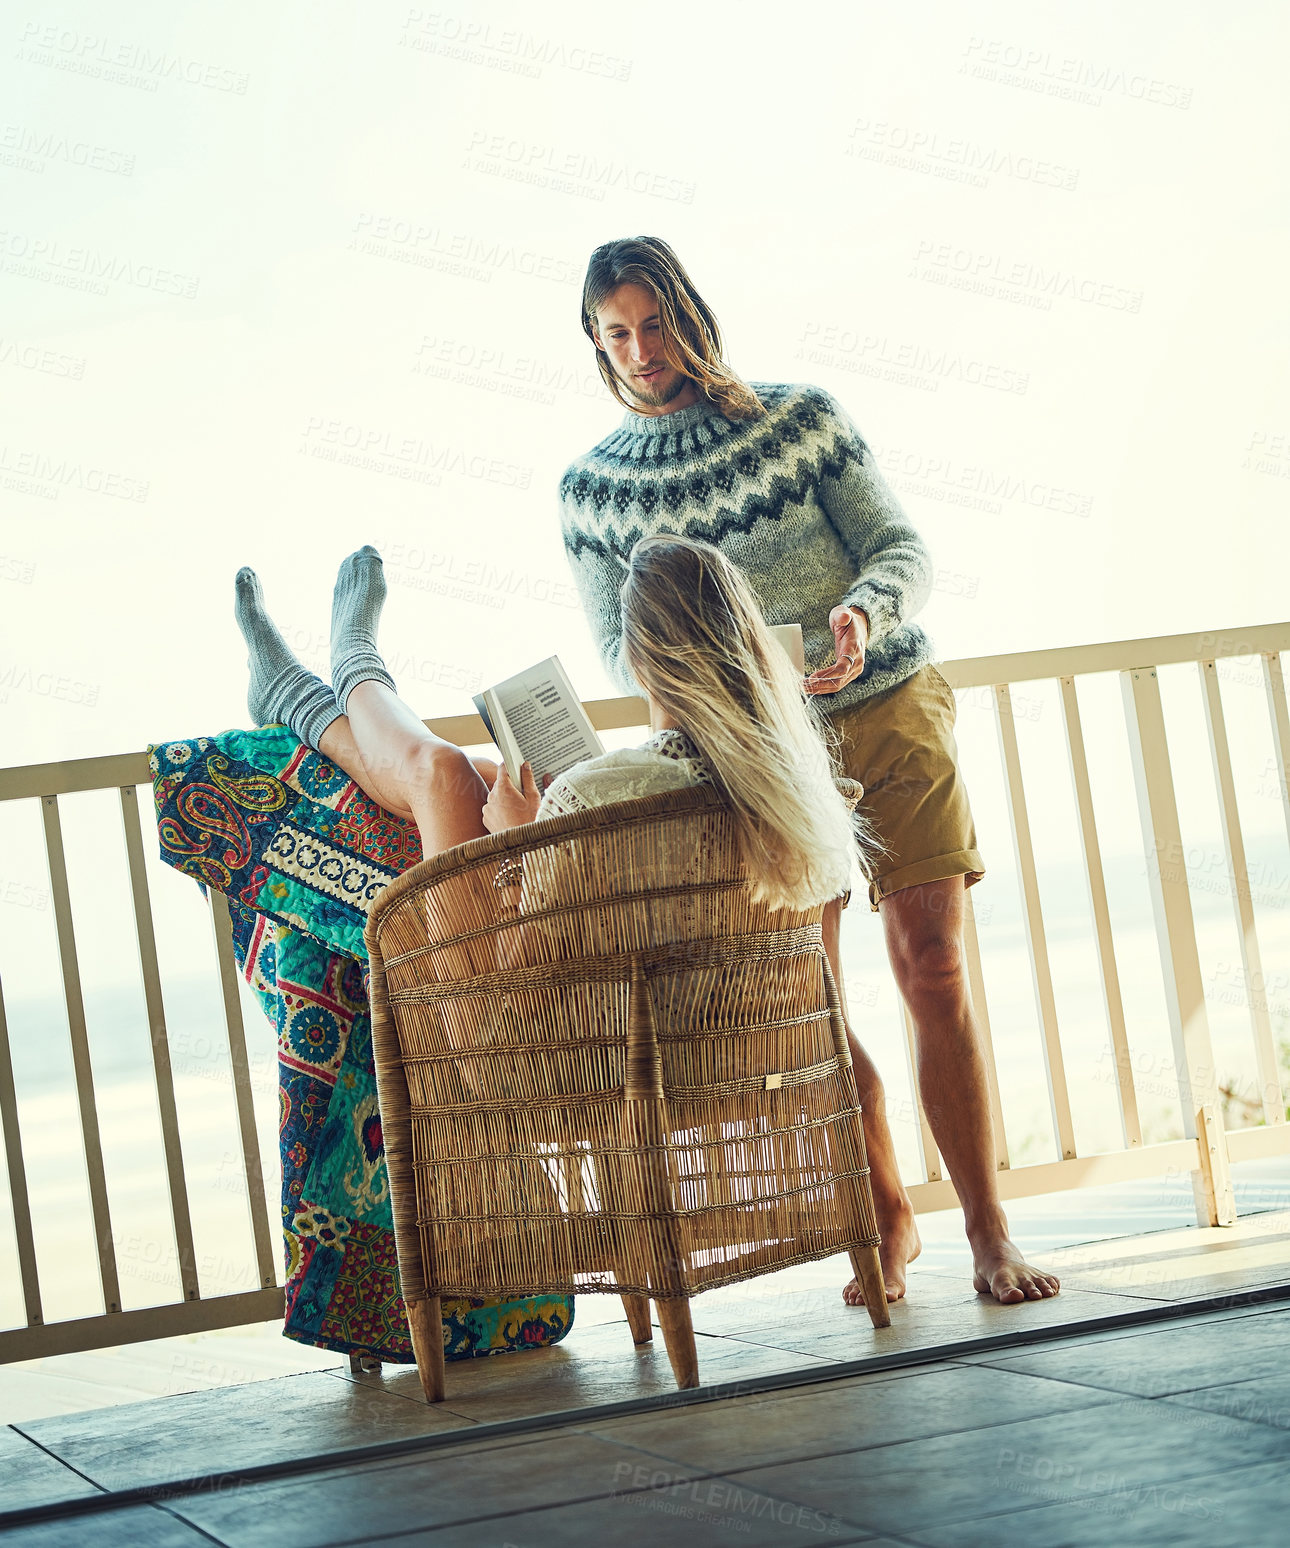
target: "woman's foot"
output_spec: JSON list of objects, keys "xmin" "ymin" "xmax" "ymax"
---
[
  {"xmin": 233, "ymin": 568, "xmax": 340, "ymax": 748},
  {"xmin": 843, "ymin": 1204, "xmax": 922, "ymax": 1304},
  {"xmin": 331, "ymin": 545, "xmax": 396, "ymax": 713}
]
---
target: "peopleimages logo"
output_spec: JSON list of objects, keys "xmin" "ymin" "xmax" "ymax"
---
[
  {"xmin": 0, "ymin": 228, "xmax": 199, "ymax": 298},
  {"xmin": 17, "ymin": 21, "xmax": 250, "ymax": 93},
  {"xmin": 960, "ymin": 36, "xmax": 1193, "ymax": 110},
  {"xmin": 1, "ymin": 122, "xmax": 136, "ymax": 176},
  {"xmin": 0, "ymin": 337, "xmax": 86, "ymax": 379},
  {"xmin": 0, "ymin": 662, "xmax": 100, "ymax": 707},
  {"xmin": 911, "ymin": 238, "xmax": 1142, "ymax": 313},
  {"xmin": 297, "ymin": 416, "xmax": 532, "ymax": 491},
  {"xmin": 411, "ymin": 335, "xmax": 602, "ymax": 406},
  {"xmin": 349, "ymin": 213, "xmax": 579, "ymax": 287},
  {"xmin": 0, "ymin": 443, "xmax": 149, "ymax": 501},
  {"xmin": 399, "ymin": 11, "xmax": 632, "ymax": 82},
  {"xmin": 464, "ymin": 130, "xmax": 696, "ymax": 204},
  {"xmin": 846, "ymin": 117, "xmax": 1079, "ymax": 191},
  {"xmin": 797, "ymin": 322, "xmax": 1030, "ymax": 396}
]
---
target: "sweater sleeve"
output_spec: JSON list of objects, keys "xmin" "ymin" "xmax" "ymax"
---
[
  {"xmin": 557, "ymin": 481, "xmax": 642, "ymax": 698},
  {"xmin": 810, "ymin": 390, "xmax": 933, "ymax": 649}
]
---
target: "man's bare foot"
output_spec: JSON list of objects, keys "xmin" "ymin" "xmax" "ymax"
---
[
  {"xmin": 972, "ymin": 1237, "xmax": 1060, "ymax": 1303},
  {"xmin": 843, "ymin": 1208, "xmax": 922, "ymax": 1305}
]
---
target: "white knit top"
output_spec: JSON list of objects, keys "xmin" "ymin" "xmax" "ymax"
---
[{"xmin": 534, "ymin": 727, "xmax": 714, "ymax": 819}]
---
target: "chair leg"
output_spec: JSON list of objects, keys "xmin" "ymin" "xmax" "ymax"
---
[
  {"xmin": 849, "ymin": 1245, "xmax": 892, "ymax": 1329},
  {"xmin": 406, "ymin": 1294, "xmax": 447, "ymax": 1402},
  {"xmin": 655, "ymin": 1298, "xmax": 700, "ymax": 1389},
  {"xmin": 621, "ymin": 1293, "xmax": 653, "ymax": 1344}
]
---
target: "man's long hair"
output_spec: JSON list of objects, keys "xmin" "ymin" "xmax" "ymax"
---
[
  {"xmin": 620, "ymin": 535, "xmax": 889, "ymax": 912},
  {"xmin": 581, "ymin": 237, "xmax": 765, "ymax": 421}
]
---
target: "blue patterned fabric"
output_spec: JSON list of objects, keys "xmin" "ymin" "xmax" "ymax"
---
[{"xmin": 149, "ymin": 726, "xmax": 575, "ymax": 1363}]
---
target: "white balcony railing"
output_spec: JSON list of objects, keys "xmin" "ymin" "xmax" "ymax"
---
[{"xmin": 1, "ymin": 620, "xmax": 1288, "ymax": 1363}]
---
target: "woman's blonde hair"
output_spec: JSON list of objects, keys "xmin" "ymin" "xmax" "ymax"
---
[
  {"xmin": 581, "ymin": 236, "xmax": 765, "ymax": 422},
  {"xmin": 620, "ymin": 535, "xmax": 890, "ymax": 912}
]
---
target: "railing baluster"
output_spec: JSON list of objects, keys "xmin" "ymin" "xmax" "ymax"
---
[
  {"xmin": 961, "ymin": 888, "xmax": 1009, "ymax": 1168},
  {"xmin": 898, "ymin": 1001, "xmax": 943, "ymax": 1183},
  {"xmin": 41, "ymin": 794, "xmax": 121, "ymax": 1314},
  {"xmin": 1199, "ymin": 660, "xmax": 1285, "ymax": 1126},
  {"xmin": 1122, "ymin": 665, "xmax": 1236, "ymax": 1225},
  {"xmin": 208, "ymin": 891, "xmax": 277, "ymax": 1290},
  {"xmin": 1058, "ymin": 674, "xmax": 1142, "ymax": 1148},
  {"xmin": 0, "ymin": 972, "xmax": 42, "ymax": 1326},
  {"xmin": 994, "ymin": 684, "xmax": 1077, "ymax": 1161},
  {"xmin": 119, "ymin": 786, "xmax": 201, "ymax": 1298},
  {"xmin": 1264, "ymin": 650, "xmax": 1290, "ymax": 855}
]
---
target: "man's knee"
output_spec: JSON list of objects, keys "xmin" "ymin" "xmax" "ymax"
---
[{"xmin": 893, "ymin": 934, "xmax": 964, "ymax": 998}]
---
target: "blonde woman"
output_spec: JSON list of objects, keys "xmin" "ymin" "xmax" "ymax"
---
[{"xmin": 234, "ymin": 536, "xmax": 917, "ymax": 1295}]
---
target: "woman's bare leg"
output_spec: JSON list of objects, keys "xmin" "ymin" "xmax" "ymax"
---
[
  {"xmin": 234, "ymin": 556, "xmax": 498, "ymax": 854},
  {"xmin": 319, "ymin": 697, "xmax": 490, "ymax": 852},
  {"xmin": 319, "ymin": 717, "xmax": 498, "ymax": 823},
  {"xmin": 323, "ymin": 545, "xmax": 502, "ymax": 857},
  {"xmin": 341, "ymin": 679, "xmax": 488, "ymax": 855}
]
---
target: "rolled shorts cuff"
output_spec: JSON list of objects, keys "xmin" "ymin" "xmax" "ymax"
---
[{"xmin": 867, "ymin": 849, "xmax": 987, "ymax": 912}]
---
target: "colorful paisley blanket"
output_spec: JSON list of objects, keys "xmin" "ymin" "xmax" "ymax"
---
[{"xmin": 149, "ymin": 725, "xmax": 574, "ymax": 1364}]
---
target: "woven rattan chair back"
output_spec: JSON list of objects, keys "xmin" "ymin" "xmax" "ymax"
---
[{"xmin": 366, "ymin": 782, "xmax": 890, "ymax": 1397}]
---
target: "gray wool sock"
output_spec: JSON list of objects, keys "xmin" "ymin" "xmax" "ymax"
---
[
  {"xmin": 233, "ymin": 568, "xmax": 341, "ymax": 750},
  {"xmin": 330, "ymin": 545, "xmax": 396, "ymax": 713}
]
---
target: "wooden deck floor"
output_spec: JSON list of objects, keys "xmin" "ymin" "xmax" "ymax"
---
[{"xmin": 2, "ymin": 1162, "xmax": 1288, "ymax": 1543}]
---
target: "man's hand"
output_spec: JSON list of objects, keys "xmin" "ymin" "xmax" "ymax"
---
[
  {"xmin": 482, "ymin": 761, "xmax": 543, "ymax": 833},
  {"xmin": 804, "ymin": 606, "xmax": 870, "ymax": 695}
]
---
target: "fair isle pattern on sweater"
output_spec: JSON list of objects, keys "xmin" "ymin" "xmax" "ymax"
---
[{"xmin": 558, "ymin": 382, "xmax": 937, "ymax": 717}]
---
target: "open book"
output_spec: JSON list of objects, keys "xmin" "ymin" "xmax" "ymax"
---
[
  {"xmin": 473, "ymin": 624, "xmax": 806, "ymax": 789},
  {"xmin": 473, "ymin": 657, "xmax": 604, "ymax": 790}
]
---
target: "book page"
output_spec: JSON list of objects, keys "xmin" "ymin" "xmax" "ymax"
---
[
  {"xmin": 770, "ymin": 622, "xmax": 806, "ymax": 674},
  {"xmin": 480, "ymin": 687, "xmax": 523, "ymax": 785},
  {"xmin": 488, "ymin": 656, "xmax": 604, "ymax": 787}
]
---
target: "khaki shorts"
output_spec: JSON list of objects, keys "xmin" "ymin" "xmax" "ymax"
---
[{"xmin": 827, "ymin": 664, "xmax": 986, "ymax": 912}]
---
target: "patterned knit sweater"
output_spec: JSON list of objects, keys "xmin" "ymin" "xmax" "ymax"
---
[{"xmin": 558, "ymin": 382, "xmax": 936, "ymax": 715}]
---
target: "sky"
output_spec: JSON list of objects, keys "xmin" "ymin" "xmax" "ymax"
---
[
  {"xmin": 1, "ymin": 1, "xmax": 1289, "ymax": 1235},
  {"xmin": 1, "ymin": 0, "xmax": 1286, "ymax": 766}
]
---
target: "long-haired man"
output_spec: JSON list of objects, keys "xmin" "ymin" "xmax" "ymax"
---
[{"xmin": 558, "ymin": 235, "xmax": 1059, "ymax": 1306}]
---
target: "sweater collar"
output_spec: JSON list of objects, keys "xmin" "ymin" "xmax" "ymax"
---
[{"xmin": 617, "ymin": 397, "xmax": 728, "ymax": 438}]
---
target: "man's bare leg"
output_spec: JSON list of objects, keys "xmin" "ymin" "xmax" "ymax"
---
[
  {"xmin": 881, "ymin": 875, "xmax": 1060, "ymax": 1303},
  {"xmin": 823, "ymin": 900, "xmax": 921, "ymax": 1304}
]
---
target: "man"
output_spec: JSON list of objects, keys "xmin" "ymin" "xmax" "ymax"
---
[{"xmin": 557, "ymin": 235, "xmax": 1059, "ymax": 1306}]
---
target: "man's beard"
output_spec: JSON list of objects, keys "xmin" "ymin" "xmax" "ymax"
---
[{"xmin": 616, "ymin": 361, "xmax": 691, "ymax": 408}]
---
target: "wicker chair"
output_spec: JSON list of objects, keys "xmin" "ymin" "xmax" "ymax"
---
[{"xmin": 365, "ymin": 782, "xmax": 891, "ymax": 1400}]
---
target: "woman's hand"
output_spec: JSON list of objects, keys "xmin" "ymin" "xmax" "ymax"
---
[
  {"xmin": 804, "ymin": 605, "xmax": 869, "ymax": 695},
  {"xmin": 482, "ymin": 761, "xmax": 543, "ymax": 833}
]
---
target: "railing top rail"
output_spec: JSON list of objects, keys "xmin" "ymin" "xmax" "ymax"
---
[
  {"xmin": 938, "ymin": 620, "xmax": 1290, "ymax": 691},
  {"xmin": 3, "ymin": 620, "xmax": 1287, "ymax": 802}
]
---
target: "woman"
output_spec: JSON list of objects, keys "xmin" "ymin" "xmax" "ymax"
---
[
  {"xmin": 235, "ymin": 536, "xmax": 917, "ymax": 1297},
  {"xmin": 234, "ymin": 536, "xmax": 885, "ymax": 902}
]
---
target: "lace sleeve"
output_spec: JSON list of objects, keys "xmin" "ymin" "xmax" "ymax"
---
[
  {"xmin": 492, "ymin": 774, "xmax": 585, "ymax": 894},
  {"xmin": 535, "ymin": 773, "xmax": 588, "ymax": 821}
]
